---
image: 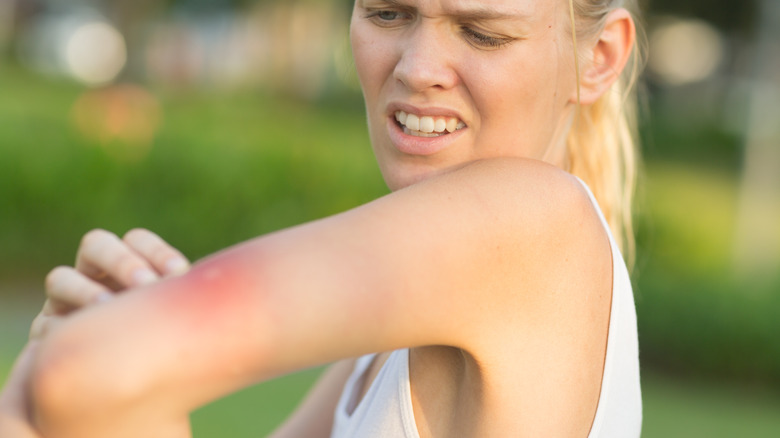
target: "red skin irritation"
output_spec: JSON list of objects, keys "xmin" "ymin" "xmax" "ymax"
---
[
  {"xmin": 153, "ymin": 243, "xmax": 275, "ymax": 376},
  {"xmin": 164, "ymin": 245, "xmax": 262, "ymax": 324},
  {"xmin": 29, "ymin": 244, "xmax": 278, "ymax": 429}
]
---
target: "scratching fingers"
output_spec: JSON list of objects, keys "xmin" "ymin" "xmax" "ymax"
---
[
  {"xmin": 32, "ymin": 266, "xmax": 114, "ymax": 339},
  {"xmin": 45, "ymin": 266, "xmax": 112, "ymax": 313},
  {"xmin": 75, "ymin": 229, "xmax": 161, "ymax": 289},
  {"xmin": 122, "ymin": 228, "xmax": 190, "ymax": 277}
]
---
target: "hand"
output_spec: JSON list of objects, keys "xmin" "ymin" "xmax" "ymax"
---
[
  {"xmin": 30, "ymin": 228, "xmax": 190, "ymax": 339},
  {"xmin": 0, "ymin": 342, "xmax": 42, "ymax": 438}
]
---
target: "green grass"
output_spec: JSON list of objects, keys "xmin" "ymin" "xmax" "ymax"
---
[
  {"xmin": 190, "ymin": 368, "xmax": 323, "ymax": 437},
  {"xmin": 642, "ymin": 371, "xmax": 780, "ymax": 437}
]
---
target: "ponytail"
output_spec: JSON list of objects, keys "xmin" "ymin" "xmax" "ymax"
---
[{"xmin": 567, "ymin": 0, "xmax": 644, "ymax": 266}]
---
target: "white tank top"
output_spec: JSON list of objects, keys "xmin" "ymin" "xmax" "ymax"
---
[{"xmin": 330, "ymin": 180, "xmax": 642, "ymax": 437}]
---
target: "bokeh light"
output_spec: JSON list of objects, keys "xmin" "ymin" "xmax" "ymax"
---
[
  {"xmin": 649, "ymin": 18, "xmax": 725, "ymax": 86},
  {"xmin": 70, "ymin": 83, "xmax": 161, "ymax": 161},
  {"xmin": 65, "ymin": 21, "xmax": 127, "ymax": 86},
  {"xmin": 16, "ymin": 9, "xmax": 126, "ymax": 86}
]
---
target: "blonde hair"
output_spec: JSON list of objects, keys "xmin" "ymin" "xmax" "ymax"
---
[{"xmin": 566, "ymin": 0, "xmax": 644, "ymax": 266}]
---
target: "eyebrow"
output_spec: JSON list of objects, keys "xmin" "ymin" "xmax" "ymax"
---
[{"xmin": 361, "ymin": 0, "xmax": 531, "ymax": 22}]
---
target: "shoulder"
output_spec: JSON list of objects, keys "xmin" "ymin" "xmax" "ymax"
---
[
  {"xmin": 466, "ymin": 158, "xmax": 612, "ymax": 296},
  {"xmin": 430, "ymin": 158, "xmax": 614, "ymax": 344},
  {"xmin": 399, "ymin": 160, "xmax": 615, "ymax": 435},
  {"xmin": 375, "ymin": 157, "xmax": 613, "ymax": 336},
  {"xmin": 424, "ymin": 157, "xmax": 595, "ymax": 217},
  {"xmin": 406, "ymin": 157, "xmax": 606, "ymax": 250},
  {"xmin": 383, "ymin": 157, "xmax": 611, "ymax": 285}
]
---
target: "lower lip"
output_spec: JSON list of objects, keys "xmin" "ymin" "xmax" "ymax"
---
[{"xmin": 386, "ymin": 117, "xmax": 465, "ymax": 156}]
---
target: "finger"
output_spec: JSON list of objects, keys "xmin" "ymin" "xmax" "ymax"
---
[
  {"xmin": 30, "ymin": 300, "xmax": 77, "ymax": 340},
  {"xmin": 123, "ymin": 228, "xmax": 190, "ymax": 276},
  {"xmin": 75, "ymin": 229, "xmax": 160, "ymax": 288},
  {"xmin": 45, "ymin": 266, "xmax": 113, "ymax": 313},
  {"xmin": 29, "ymin": 313, "xmax": 59, "ymax": 340},
  {"xmin": 39, "ymin": 299, "xmax": 58, "ymax": 316}
]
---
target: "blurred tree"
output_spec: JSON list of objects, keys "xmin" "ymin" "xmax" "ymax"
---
[
  {"xmin": 733, "ymin": 0, "xmax": 780, "ymax": 280},
  {"xmin": 648, "ymin": 0, "xmax": 757, "ymax": 34}
]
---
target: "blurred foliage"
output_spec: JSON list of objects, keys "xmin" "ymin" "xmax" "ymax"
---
[
  {"xmin": 639, "ymin": 91, "xmax": 743, "ymax": 172},
  {"xmin": 647, "ymin": 0, "xmax": 757, "ymax": 34},
  {"xmin": 636, "ymin": 163, "xmax": 780, "ymax": 386},
  {"xmin": 0, "ymin": 63, "xmax": 385, "ymax": 278}
]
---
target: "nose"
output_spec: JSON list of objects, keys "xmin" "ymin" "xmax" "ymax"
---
[{"xmin": 393, "ymin": 23, "xmax": 459, "ymax": 92}]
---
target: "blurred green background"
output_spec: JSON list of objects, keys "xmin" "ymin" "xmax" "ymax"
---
[{"xmin": 1, "ymin": 0, "xmax": 779, "ymax": 436}]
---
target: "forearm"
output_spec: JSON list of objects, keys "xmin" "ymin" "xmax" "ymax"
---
[
  {"xmin": 0, "ymin": 417, "xmax": 40, "ymax": 438},
  {"xmin": 34, "ymin": 414, "xmax": 192, "ymax": 438},
  {"xmin": 0, "ymin": 342, "xmax": 41, "ymax": 438},
  {"xmin": 26, "ymin": 237, "xmax": 333, "ymax": 438},
  {"xmin": 32, "ymin": 363, "xmax": 192, "ymax": 438},
  {"xmin": 29, "ymin": 298, "xmax": 198, "ymax": 438},
  {"xmin": 2, "ymin": 414, "xmax": 189, "ymax": 438},
  {"xmin": 24, "ymin": 225, "xmax": 380, "ymax": 437}
]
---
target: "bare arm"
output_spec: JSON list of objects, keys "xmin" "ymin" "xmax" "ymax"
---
[
  {"xmin": 31, "ymin": 228, "xmax": 190, "ymax": 340},
  {"xmin": 29, "ymin": 158, "xmax": 606, "ymax": 437},
  {"xmin": 2, "ymin": 229, "xmax": 192, "ymax": 438},
  {"xmin": 0, "ymin": 343, "xmax": 41, "ymax": 438}
]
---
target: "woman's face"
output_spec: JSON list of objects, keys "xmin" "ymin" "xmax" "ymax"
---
[{"xmin": 351, "ymin": 0, "xmax": 580, "ymax": 190}]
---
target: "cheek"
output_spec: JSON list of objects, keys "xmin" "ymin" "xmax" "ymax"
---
[
  {"xmin": 469, "ymin": 44, "xmax": 568, "ymax": 150},
  {"xmin": 350, "ymin": 24, "xmax": 396, "ymax": 108},
  {"xmin": 351, "ymin": 27, "xmax": 378, "ymax": 94}
]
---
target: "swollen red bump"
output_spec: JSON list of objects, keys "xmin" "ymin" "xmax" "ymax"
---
[{"xmin": 158, "ymin": 248, "xmax": 264, "ymax": 331}]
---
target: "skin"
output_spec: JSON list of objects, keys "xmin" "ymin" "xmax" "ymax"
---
[
  {"xmin": 354, "ymin": 0, "xmax": 578, "ymax": 189},
  {"xmin": 0, "ymin": 0, "xmax": 636, "ymax": 437}
]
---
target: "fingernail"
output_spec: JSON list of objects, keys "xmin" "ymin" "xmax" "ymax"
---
[
  {"xmin": 165, "ymin": 258, "xmax": 190, "ymax": 276},
  {"xmin": 132, "ymin": 268, "xmax": 159, "ymax": 286}
]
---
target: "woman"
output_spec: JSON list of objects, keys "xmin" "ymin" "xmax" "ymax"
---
[{"xmin": 1, "ymin": 0, "xmax": 643, "ymax": 436}]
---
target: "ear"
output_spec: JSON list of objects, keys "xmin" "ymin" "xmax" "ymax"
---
[{"xmin": 576, "ymin": 8, "xmax": 636, "ymax": 105}]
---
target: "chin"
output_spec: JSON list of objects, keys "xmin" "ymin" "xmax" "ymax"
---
[
  {"xmin": 378, "ymin": 159, "xmax": 459, "ymax": 192},
  {"xmin": 370, "ymin": 130, "xmax": 471, "ymax": 191}
]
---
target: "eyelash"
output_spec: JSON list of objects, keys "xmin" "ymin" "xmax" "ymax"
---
[
  {"xmin": 364, "ymin": 9, "xmax": 513, "ymax": 50},
  {"xmin": 460, "ymin": 27, "xmax": 512, "ymax": 49}
]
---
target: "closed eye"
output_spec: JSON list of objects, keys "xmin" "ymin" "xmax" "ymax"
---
[{"xmin": 461, "ymin": 26, "xmax": 513, "ymax": 49}]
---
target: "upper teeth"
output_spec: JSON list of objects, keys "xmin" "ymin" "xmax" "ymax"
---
[{"xmin": 395, "ymin": 111, "xmax": 465, "ymax": 134}]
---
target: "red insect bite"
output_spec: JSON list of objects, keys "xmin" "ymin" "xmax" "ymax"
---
[{"xmin": 159, "ymin": 250, "xmax": 264, "ymax": 331}]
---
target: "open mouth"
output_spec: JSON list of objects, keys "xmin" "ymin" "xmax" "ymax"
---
[{"xmin": 394, "ymin": 111, "xmax": 466, "ymax": 138}]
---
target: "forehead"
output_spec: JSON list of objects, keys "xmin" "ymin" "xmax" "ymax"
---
[
  {"xmin": 444, "ymin": 0, "xmax": 545, "ymax": 16},
  {"xmin": 359, "ymin": 0, "xmax": 558, "ymax": 19}
]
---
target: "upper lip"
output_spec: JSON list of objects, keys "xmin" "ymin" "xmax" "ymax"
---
[{"xmin": 387, "ymin": 102, "xmax": 466, "ymax": 123}]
